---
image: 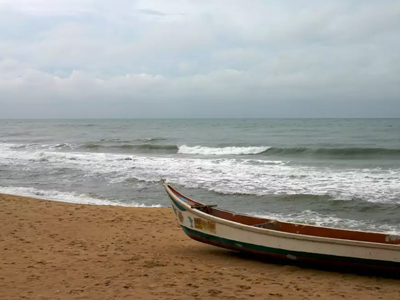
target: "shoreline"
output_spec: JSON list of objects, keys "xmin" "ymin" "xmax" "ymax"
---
[{"xmin": 1, "ymin": 193, "xmax": 400, "ymax": 299}]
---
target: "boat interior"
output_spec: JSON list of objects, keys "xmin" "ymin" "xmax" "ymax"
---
[{"xmin": 167, "ymin": 185, "xmax": 400, "ymax": 245}]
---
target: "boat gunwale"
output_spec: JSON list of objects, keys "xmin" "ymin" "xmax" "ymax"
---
[{"xmin": 164, "ymin": 183, "xmax": 400, "ymax": 251}]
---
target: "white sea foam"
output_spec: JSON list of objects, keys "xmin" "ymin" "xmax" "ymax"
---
[
  {"xmin": 0, "ymin": 186, "xmax": 161, "ymax": 207},
  {"xmin": 178, "ymin": 145, "xmax": 270, "ymax": 155},
  {"xmin": 250, "ymin": 210, "xmax": 400, "ymax": 234},
  {"xmin": 1, "ymin": 142, "xmax": 400, "ymax": 204}
]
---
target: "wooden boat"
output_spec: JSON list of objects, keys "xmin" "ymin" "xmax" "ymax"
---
[{"xmin": 163, "ymin": 181, "xmax": 400, "ymax": 273}]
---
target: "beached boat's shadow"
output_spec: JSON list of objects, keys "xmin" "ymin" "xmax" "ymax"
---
[{"xmin": 190, "ymin": 246, "xmax": 400, "ymax": 279}]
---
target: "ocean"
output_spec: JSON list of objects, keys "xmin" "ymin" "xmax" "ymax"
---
[{"xmin": 1, "ymin": 118, "xmax": 400, "ymax": 233}]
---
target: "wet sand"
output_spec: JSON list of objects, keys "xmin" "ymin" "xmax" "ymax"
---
[{"xmin": 1, "ymin": 193, "xmax": 400, "ymax": 300}]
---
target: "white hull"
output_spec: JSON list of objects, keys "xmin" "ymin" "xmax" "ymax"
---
[{"xmin": 165, "ymin": 183, "xmax": 400, "ymax": 271}]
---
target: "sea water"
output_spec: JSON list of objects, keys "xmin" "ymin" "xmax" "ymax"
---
[{"xmin": 1, "ymin": 118, "xmax": 399, "ymax": 233}]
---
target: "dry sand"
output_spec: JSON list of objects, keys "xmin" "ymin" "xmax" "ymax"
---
[{"xmin": 1, "ymin": 193, "xmax": 400, "ymax": 300}]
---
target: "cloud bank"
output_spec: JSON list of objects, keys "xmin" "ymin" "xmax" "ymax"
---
[{"xmin": 1, "ymin": 0, "xmax": 400, "ymax": 118}]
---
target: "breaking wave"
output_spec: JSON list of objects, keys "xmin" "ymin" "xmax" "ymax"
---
[
  {"xmin": 262, "ymin": 147, "xmax": 400, "ymax": 159},
  {"xmin": 80, "ymin": 143, "xmax": 178, "ymax": 152},
  {"xmin": 9, "ymin": 142, "xmax": 178, "ymax": 153},
  {"xmin": 178, "ymin": 145, "xmax": 270, "ymax": 155},
  {"xmin": 6, "ymin": 142, "xmax": 400, "ymax": 159}
]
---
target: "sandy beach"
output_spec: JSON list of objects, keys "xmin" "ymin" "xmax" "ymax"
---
[{"xmin": 1, "ymin": 193, "xmax": 400, "ymax": 300}]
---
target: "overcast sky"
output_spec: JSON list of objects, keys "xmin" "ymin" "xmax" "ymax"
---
[{"xmin": 1, "ymin": 0, "xmax": 400, "ymax": 118}]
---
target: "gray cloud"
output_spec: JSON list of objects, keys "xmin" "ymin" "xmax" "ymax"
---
[
  {"xmin": 137, "ymin": 9, "xmax": 167, "ymax": 16},
  {"xmin": 0, "ymin": 0, "xmax": 400, "ymax": 118},
  {"xmin": 136, "ymin": 9, "xmax": 185, "ymax": 17}
]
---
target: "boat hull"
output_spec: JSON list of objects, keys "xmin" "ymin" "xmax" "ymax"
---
[
  {"xmin": 182, "ymin": 225, "xmax": 400, "ymax": 273},
  {"xmin": 166, "ymin": 185, "xmax": 400, "ymax": 273}
]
